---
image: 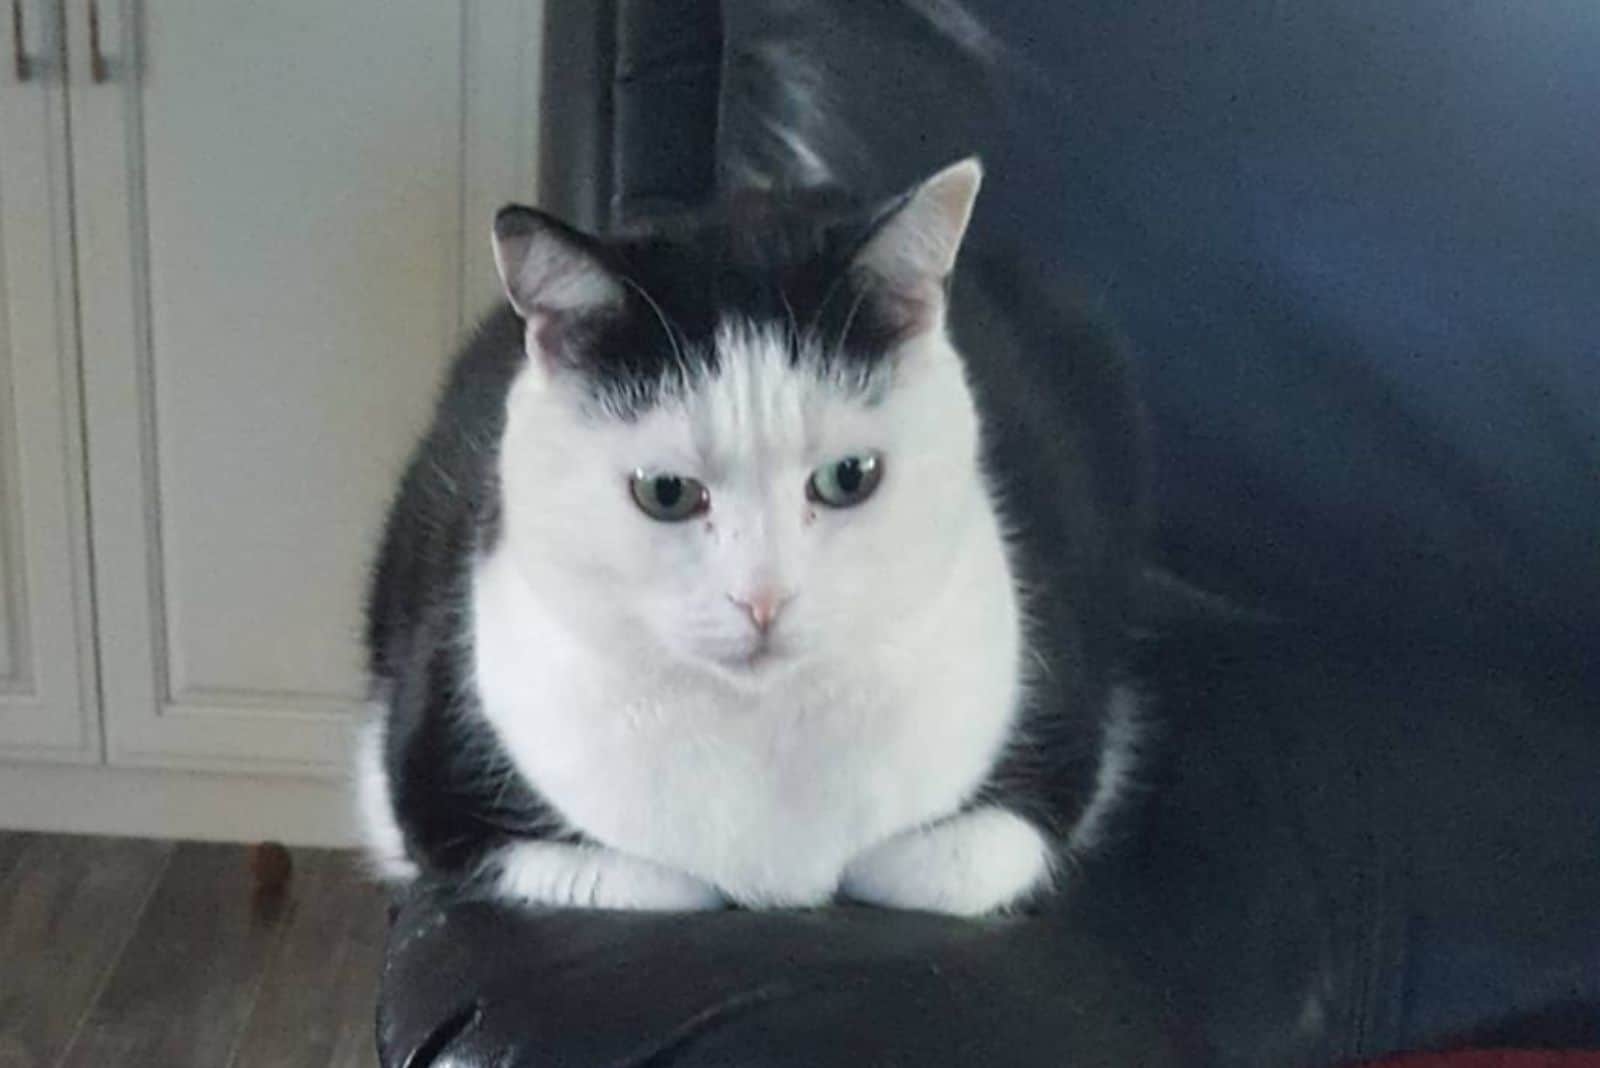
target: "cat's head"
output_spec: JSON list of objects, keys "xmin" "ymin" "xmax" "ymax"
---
[{"xmin": 491, "ymin": 159, "xmax": 990, "ymax": 686}]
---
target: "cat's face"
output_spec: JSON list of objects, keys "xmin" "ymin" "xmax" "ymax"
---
[{"xmin": 493, "ymin": 161, "xmax": 987, "ymax": 686}]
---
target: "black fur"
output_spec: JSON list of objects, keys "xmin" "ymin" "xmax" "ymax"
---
[
  {"xmin": 366, "ymin": 308, "xmax": 563, "ymax": 878},
  {"xmin": 365, "ymin": 185, "xmax": 1148, "ymax": 888},
  {"xmin": 951, "ymin": 243, "xmax": 1150, "ymax": 840},
  {"xmin": 510, "ymin": 189, "xmax": 916, "ymax": 418}
]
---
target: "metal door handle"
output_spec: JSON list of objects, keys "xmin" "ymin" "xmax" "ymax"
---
[
  {"xmin": 11, "ymin": 0, "xmax": 32, "ymax": 81},
  {"xmin": 87, "ymin": 0, "xmax": 108, "ymax": 82}
]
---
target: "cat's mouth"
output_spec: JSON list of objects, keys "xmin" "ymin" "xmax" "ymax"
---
[
  {"xmin": 733, "ymin": 644, "xmax": 782, "ymax": 671},
  {"xmin": 710, "ymin": 637, "xmax": 795, "ymax": 681}
]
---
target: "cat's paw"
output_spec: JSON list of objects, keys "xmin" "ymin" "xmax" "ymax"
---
[
  {"xmin": 492, "ymin": 840, "xmax": 725, "ymax": 911},
  {"xmin": 840, "ymin": 806, "xmax": 1054, "ymax": 916}
]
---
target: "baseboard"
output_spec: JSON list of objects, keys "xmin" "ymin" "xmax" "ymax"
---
[{"xmin": 0, "ymin": 761, "xmax": 359, "ymax": 847}]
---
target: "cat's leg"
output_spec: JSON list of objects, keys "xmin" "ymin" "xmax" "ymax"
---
[
  {"xmin": 489, "ymin": 840, "xmax": 725, "ymax": 911},
  {"xmin": 840, "ymin": 806, "xmax": 1054, "ymax": 916}
]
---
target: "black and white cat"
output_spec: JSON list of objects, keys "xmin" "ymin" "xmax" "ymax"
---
[{"xmin": 357, "ymin": 160, "xmax": 1148, "ymax": 915}]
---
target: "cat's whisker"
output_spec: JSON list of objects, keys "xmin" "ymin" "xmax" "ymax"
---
[
  {"xmin": 831, "ymin": 276, "xmax": 875, "ymax": 365},
  {"xmin": 777, "ymin": 285, "xmax": 803, "ymax": 358},
  {"xmin": 618, "ymin": 274, "xmax": 688, "ymax": 374}
]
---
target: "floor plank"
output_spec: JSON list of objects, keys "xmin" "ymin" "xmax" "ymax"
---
[
  {"xmin": 230, "ymin": 850, "xmax": 388, "ymax": 1068},
  {"xmin": 0, "ymin": 832, "xmax": 30, "ymax": 885},
  {"xmin": 0, "ymin": 834, "xmax": 174, "ymax": 1068},
  {"xmin": 54, "ymin": 841, "xmax": 296, "ymax": 1068}
]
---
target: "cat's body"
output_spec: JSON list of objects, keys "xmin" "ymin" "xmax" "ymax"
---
[{"xmin": 359, "ymin": 162, "xmax": 1148, "ymax": 914}]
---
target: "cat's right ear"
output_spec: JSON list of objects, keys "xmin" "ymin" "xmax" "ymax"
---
[{"xmin": 492, "ymin": 206, "xmax": 624, "ymax": 363}]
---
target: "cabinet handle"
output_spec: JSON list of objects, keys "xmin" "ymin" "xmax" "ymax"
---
[
  {"xmin": 86, "ymin": 0, "xmax": 108, "ymax": 82},
  {"xmin": 11, "ymin": 0, "xmax": 31, "ymax": 82}
]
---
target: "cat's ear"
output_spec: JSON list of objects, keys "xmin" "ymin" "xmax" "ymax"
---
[
  {"xmin": 492, "ymin": 206, "xmax": 624, "ymax": 360},
  {"xmin": 851, "ymin": 157, "xmax": 983, "ymax": 331}
]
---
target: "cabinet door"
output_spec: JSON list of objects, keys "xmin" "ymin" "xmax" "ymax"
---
[
  {"xmin": 0, "ymin": 0, "xmax": 98, "ymax": 761},
  {"xmin": 67, "ymin": 2, "xmax": 542, "ymax": 775}
]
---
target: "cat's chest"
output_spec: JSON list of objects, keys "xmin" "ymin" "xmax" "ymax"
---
[{"xmin": 471, "ymin": 550, "xmax": 1021, "ymax": 906}]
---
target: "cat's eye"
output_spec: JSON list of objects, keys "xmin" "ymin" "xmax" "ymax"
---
[
  {"xmin": 807, "ymin": 453, "xmax": 883, "ymax": 509},
  {"xmin": 630, "ymin": 471, "xmax": 709, "ymax": 522}
]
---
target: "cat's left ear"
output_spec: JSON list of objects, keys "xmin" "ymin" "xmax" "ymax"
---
[{"xmin": 852, "ymin": 157, "xmax": 983, "ymax": 330}]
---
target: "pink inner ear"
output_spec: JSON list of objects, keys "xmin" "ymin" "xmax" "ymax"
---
[
  {"xmin": 872, "ymin": 280, "xmax": 942, "ymax": 345},
  {"xmin": 524, "ymin": 310, "xmax": 580, "ymax": 371},
  {"xmin": 531, "ymin": 314, "xmax": 565, "ymax": 360},
  {"xmin": 526, "ymin": 305, "xmax": 622, "ymax": 372}
]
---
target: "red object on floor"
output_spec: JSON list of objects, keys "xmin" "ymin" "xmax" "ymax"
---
[{"xmin": 1369, "ymin": 1053, "xmax": 1600, "ymax": 1068}]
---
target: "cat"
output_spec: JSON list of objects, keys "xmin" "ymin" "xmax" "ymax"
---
[{"xmin": 356, "ymin": 158, "xmax": 1149, "ymax": 915}]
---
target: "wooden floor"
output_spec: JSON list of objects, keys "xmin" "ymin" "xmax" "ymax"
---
[{"xmin": 0, "ymin": 831, "xmax": 388, "ymax": 1068}]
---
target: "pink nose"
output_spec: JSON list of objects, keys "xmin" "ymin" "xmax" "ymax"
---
[{"xmin": 729, "ymin": 590, "xmax": 791, "ymax": 634}]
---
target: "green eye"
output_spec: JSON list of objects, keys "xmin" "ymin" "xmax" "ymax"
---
[
  {"xmin": 807, "ymin": 453, "xmax": 883, "ymax": 508},
  {"xmin": 630, "ymin": 471, "xmax": 709, "ymax": 521}
]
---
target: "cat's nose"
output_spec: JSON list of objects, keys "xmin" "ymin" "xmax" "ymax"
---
[{"xmin": 728, "ymin": 590, "xmax": 793, "ymax": 634}]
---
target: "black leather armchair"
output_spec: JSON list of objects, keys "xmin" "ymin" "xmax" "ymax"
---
[{"xmin": 378, "ymin": 4, "xmax": 1600, "ymax": 1064}]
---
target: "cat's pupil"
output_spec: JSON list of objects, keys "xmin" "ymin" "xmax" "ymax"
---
[
  {"xmin": 654, "ymin": 476, "xmax": 683, "ymax": 508},
  {"xmin": 835, "ymin": 460, "xmax": 863, "ymax": 495}
]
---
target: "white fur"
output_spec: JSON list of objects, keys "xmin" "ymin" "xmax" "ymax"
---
[
  {"xmin": 353, "ymin": 714, "xmax": 419, "ymax": 882},
  {"xmin": 840, "ymin": 806, "xmax": 1054, "ymax": 916},
  {"xmin": 492, "ymin": 840, "xmax": 724, "ymax": 911},
  {"xmin": 1068, "ymin": 685, "xmax": 1144, "ymax": 854},
  {"xmin": 474, "ymin": 313, "xmax": 1035, "ymax": 911}
]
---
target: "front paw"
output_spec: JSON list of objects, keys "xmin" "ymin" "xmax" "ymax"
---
[
  {"xmin": 492, "ymin": 841, "xmax": 725, "ymax": 912},
  {"xmin": 840, "ymin": 807, "xmax": 1054, "ymax": 916}
]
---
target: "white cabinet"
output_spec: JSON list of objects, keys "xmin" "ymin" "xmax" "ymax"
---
[
  {"xmin": 0, "ymin": 0, "xmax": 98, "ymax": 763},
  {"xmin": 0, "ymin": 1, "xmax": 542, "ymax": 839}
]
